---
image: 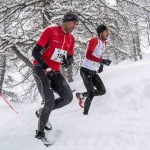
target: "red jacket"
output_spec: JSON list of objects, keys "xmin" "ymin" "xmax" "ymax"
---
[{"xmin": 33, "ymin": 26, "xmax": 75, "ymax": 71}]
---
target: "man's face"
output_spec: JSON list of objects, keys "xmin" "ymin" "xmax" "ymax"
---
[
  {"xmin": 63, "ymin": 21, "xmax": 78, "ymax": 33},
  {"xmin": 100, "ymin": 30, "xmax": 109, "ymax": 40}
]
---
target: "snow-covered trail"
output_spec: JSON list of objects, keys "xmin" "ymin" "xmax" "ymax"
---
[{"xmin": 1, "ymin": 56, "xmax": 150, "ymax": 150}]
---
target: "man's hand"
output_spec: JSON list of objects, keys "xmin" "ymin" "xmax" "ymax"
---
[
  {"xmin": 45, "ymin": 68, "xmax": 59, "ymax": 80},
  {"xmin": 102, "ymin": 59, "xmax": 111, "ymax": 66},
  {"xmin": 98, "ymin": 64, "xmax": 103, "ymax": 73},
  {"xmin": 62, "ymin": 55, "xmax": 73, "ymax": 68}
]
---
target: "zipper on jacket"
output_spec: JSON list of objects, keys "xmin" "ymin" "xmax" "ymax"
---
[{"xmin": 62, "ymin": 34, "xmax": 66, "ymax": 49}]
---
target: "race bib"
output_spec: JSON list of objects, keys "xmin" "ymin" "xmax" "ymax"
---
[
  {"xmin": 93, "ymin": 48, "xmax": 103, "ymax": 58},
  {"xmin": 51, "ymin": 48, "xmax": 68, "ymax": 62},
  {"xmin": 93, "ymin": 43, "xmax": 106, "ymax": 58}
]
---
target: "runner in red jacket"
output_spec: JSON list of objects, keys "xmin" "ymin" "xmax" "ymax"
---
[
  {"xmin": 32, "ymin": 11, "xmax": 79, "ymax": 139},
  {"xmin": 76, "ymin": 24, "xmax": 111, "ymax": 115}
]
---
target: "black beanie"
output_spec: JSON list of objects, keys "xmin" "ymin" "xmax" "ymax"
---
[
  {"xmin": 96, "ymin": 24, "xmax": 108, "ymax": 36},
  {"xmin": 63, "ymin": 11, "xmax": 79, "ymax": 23}
]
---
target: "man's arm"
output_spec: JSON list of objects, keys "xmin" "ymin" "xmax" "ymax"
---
[
  {"xmin": 32, "ymin": 27, "xmax": 51, "ymax": 70},
  {"xmin": 86, "ymin": 50, "xmax": 102, "ymax": 63},
  {"xmin": 86, "ymin": 37, "xmax": 102, "ymax": 63},
  {"xmin": 32, "ymin": 44, "xmax": 49, "ymax": 70},
  {"xmin": 61, "ymin": 36, "xmax": 74, "ymax": 68}
]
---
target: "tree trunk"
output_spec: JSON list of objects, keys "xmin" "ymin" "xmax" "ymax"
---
[
  {"xmin": 135, "ymin": 34, "xmax": 142, "ymax": 60},
  {"xmin": 60, "ymin": 65, "xmax": 67, "ymax": 79},
  {"xmin": 0, "ymin": 54, "xmax": 6, "ymax": 94},
  {"xmin": 132, "ymin": 15, "xmax": 142, "ymax": 61},
  {"xmin": 135, "ymin": 20, "xmax": 142, "ymax": 60},
  {"xmin": 67, "ymin": 65, "xmax": 74, "ymax": 83},
  {"xmin": 147, "ymin": 16, "xmax": 150, "ymax": 45},
  {"xmin": 11, "ymin": 45, "xmax": 32, "ymax": 68},
  {"xmin": 132, "ymin": 37, "xmax": 138, "ymax": 61},
  {"xmin": 42, "ymin": 0, "xmax": 52, "ymax": 28}
]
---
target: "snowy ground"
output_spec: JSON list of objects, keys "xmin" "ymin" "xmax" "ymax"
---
[{"xmin": 1, "ymin": 54, "xmax": 150, "ymax": 150}]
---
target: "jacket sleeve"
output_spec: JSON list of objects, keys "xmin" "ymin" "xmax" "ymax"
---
[
  {"xmin": 86, "ymin": 51, "xmax": 102, "ymax": 63},
  {"xmin": 36, "ymin": 28, "xmax": 51, "ymax": 48}
]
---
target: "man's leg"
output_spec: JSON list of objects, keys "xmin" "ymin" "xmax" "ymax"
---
[
  {"xmin": 33, "ymin": 66, "xmax": 55, "ymax": 136},
  {"xmin": 92, "ymin": 74, "xmax": 106, "ymax": 96},
  {"xmin": 51, "ymin": 73, "xmax": 73, "ymax": 110},
  {"xmin": 35, "ymin": 108, "xmax": 52, "ymax": 130},
  {"xmin": 80, "ymin": 73, "xmax": 106, "ymax": 97},
  {"xmin": 80, "ymin": 67, "xmax": 95, "ymax": 115}
]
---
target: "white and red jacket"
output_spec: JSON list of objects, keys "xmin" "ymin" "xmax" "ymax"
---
[{"xmin": 82, "ymin": 37, "xmax": 107, "ymax": 71}]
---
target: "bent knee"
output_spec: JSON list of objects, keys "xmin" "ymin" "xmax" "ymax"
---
[
  {"xmin": 44, "ymin": 100, "xmax": 55, "ymax": 110},
  {"xmin": 65, "ymin": 92, "xmax": 73, "ymax": 105},
  {"xmin": 68, "ymin": 93, "xmax": 73, "ymax": 103},
  {"xmin": 87, "ymin": 91, "xmax": 95, "ymax": 99},
  {"xmin": 102, "ymin": 89, "xmax": 106, "ymax": 95},
  {"xmin": 97, "ymin": 88, "xmax": 106, "ymax": 95}
]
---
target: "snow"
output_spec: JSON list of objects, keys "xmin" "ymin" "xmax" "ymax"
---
[{"xmin": 1, "ymin": 54, "xmax": 150, "ymax": 150}]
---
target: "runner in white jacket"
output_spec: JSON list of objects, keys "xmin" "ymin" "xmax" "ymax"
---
[{"xmin": 76, "ymin": 24, "xmax": 111, "ymax": 115}]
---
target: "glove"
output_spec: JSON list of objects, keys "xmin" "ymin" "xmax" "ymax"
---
[
  {"xmin": 45, "ymin": 68, "xmax": 59, "ymax": 80},
  {"xmin": 62, "ymin": 55, "xmax": 73, "ymax": 68},
  {"xmin": 98, "ymin": 64, "xmax": 103, "ymax": 73},
  {"xmin": 102, "ymin": 59, "xmax": 111, "ymax": 66}
]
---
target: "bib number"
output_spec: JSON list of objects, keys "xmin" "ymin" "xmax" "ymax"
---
[{"xmin": 51, "ymin": 48, "xmax": 67, "ymax": 62}]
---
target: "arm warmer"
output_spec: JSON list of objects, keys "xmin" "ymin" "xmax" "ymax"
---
[{"xmin": 32, "ymin": 44, "xmax": 49, "ymax": 70}]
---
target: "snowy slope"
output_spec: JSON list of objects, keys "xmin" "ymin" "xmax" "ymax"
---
[{"xmin": 1, "ymin": 54, "xmax": 150, "ymax": 150}]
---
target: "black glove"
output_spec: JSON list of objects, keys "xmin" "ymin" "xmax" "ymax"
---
[
  {"xmin": 98, "ymin": 64, "xmax": 103, "ymax": 73},
  {"xmin": 62, "ymin": 55, "xmax": 73, "ymax": 68},
  {"xmin": 102, "ymin": 59, "xmax": 111, "ymax": 66},
  {"xmin": 46, "ymin": 71, "xmax": 59, "ymax": 80}
]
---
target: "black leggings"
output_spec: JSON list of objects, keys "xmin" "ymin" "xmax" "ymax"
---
[
  {"xmin": 33, "ymin": 66, "xmax": 73, "ymax": 132},
  {"xmin": 80, "ymin": 67, "xmax": 106, "ymax": 114}
]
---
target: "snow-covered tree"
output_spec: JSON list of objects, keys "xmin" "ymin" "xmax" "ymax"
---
[{"xmin": 0, "ymin": 0, "xmax": 149, "ymax": 102}]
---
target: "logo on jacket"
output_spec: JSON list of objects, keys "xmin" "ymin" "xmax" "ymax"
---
[{"xmin": 53, "ymin": 40, "xmax": 61, "ymax": 44}]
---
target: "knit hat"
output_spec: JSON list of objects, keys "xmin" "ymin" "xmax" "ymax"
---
[
  {"xmin": 96, "ymin": 24, "xmax": 108, "ymax": 36},
  {"xmin": 63, "ymin": 11, "xmax": 79, "ymax": 23}
]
